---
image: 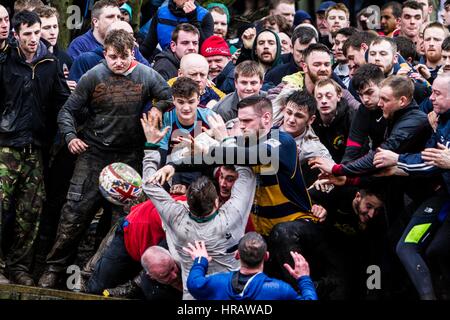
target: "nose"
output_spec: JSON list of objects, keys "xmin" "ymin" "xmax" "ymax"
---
[{"xmin": 367, "ymin": 209, "xmax": 375, "ymax": 218}]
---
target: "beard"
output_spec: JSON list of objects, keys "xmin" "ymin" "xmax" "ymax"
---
[
  {"xmin": 309, "ymin": 70, "xmax": 330, "ymax": 83},
  {"xmin": 426, "ymin": 50, "xmax": 442, "ymax": 64}
]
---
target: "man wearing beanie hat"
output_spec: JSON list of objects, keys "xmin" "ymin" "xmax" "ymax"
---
[
  {"xmin": 201, "ymin": 35, "xmax": 235, "ymax": 94},
  {"xmin": 120, "ymin": 3, "xmax": 132, "ymax": 23},
  {"xmin": 293, "ymin": 10, "xmax": 312, "ymax": 27},
  {"xmin": 207, "ymin": 3, "xmax": 230, "ymax": 39}
]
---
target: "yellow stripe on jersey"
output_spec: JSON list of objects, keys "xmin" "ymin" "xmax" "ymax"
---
[{"xmin": 251, "ymin": 212, "xmax": 318, "ymax": 236}]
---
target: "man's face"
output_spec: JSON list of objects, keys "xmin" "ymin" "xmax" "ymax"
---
[
  {"xmin": 442, "ymin": 49, "xmax": 450, "ymax": 73},
  {"xmin": 430, "ymin": 77, "xmax": 450, "ymax": 114},
  {"xmin": 416, "ymin": 0, "xmax": 431, "ymax": 22},
  {"xmin": 326, "ymin": 9, "xmax": 349, "ymax": 34},
  {"xmin": 354, "ymin": 193, "xmax": 384, "ymax": 224},
  {"xmin": 211, "ymin": 11, "xmax": 228, "ymax": 38},
  {"xmin": 358, "ymin": 81, "xmax": 381, "ymax": 110},
  {"xmin": 0, "ymin": 6, "xmax": 9, "ymax": 42},
  {"xmin": 316, "ymin": 12, "xmax": 328, "ymax": 36},
  {"xmin": 15, "ymin": 22, "xmax": 41, "ymax": 56},
  {"xmin": 40, "ymin": 15, "xmax": 59, "ymax": 46},
  {"xmin": 256, "ymin": 31, "xmax": 277, "ymax": 65},
  {"xmin": 104, "ymin": 46, "xmax": 134, "ymax": 74},
  {"xmin": 173, "ymin": 93, "xmax": 199, "ymax": 125},
  {"xmin": 442, "ymin": 4, "xmax": 450, "ymax": 26},
  {"xmin": 206, "ymin": 55, "xmax": 229, "ymax": 79},
  {"xmin": 303, "ymin": 51, "xmax": 332, "ymax": 83},
  {"xmin": 333, "ymin": 33, "xmax": 349, "ymax": 63},
  {"xmin": 315, "ymin": 83, "xmax": 340, "ymax": 117},
  {"xmin": 278, "ymin": 32, "xmax": 292, "ymax": 54},
  {"xmin": 120, "ymin": 11, "xmax": 131, "ymax": 23},
  {"xmin": 180, "ymin": 64, "xmax": 208, "ymax": 92},
  {"xmin": 293, "ymin": 38, "xmax": 316, "ymax": 67},
  {"xmin": 368, "ymin": 41, "xmax": 397, "ymax": 75},
  {"xmin": 347, "ymin": 46, "xmax": 367, "ymax": 77},
  {"xmin": 400, "ymin": 8, "xmax": 423, "ymax": 39},
  {"xmin": 423, "ymin": 27, "xmax": 446, "ymax": 65},
  {"xmin": 272, "ymin": 3, "xmax": 295, "ymax": 26},
  {"xmin": 149, "ymin": 259, "xmax": 180, "ymax": 286},
  {"xmin": 171, "ymin": 31, "xmax": 199, "ymax": 59},
  {"xmin": 282, "ymin": 102, "xmax": 313, "ymax": 137},
  {"xmin": 94, "ymin": 6, "xmax": 121, "ymax": 39},
  {"xmin": 235, "ymin": 75, "xmax": 263, "ymax": 99},
  {"xmin": 378, "ymin": 85, "xmax": 403, "ymax": 119},
  {"xmin": 218, "ymin": 167, "xmax": 238, "ymax": 199},
  {"xmin": 381, "ymin": 7, "xmax": 399, "ymax": 34},
  {"xmin": 238, "ymin": 106, "xmax": 265, "ymax": 137}
]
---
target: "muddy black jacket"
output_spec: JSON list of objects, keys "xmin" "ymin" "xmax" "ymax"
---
[
  {"xmin": 0, "ymin": 41, "xmax": 70, "ymax": 148},
  {"xmin": 58, "ymin": 60, "xmax": 172, "ymax": 152}
]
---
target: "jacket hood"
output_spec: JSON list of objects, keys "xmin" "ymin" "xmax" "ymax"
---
[
  {"xmin": 224, "ymin": 272, "xmax": 268, "ymax": 300},
  {"xmin": 251, "ymin": 29, "xmax": 283, "ymax": 69},
  {"xmin": 154, "ymin": 48, "xmax": 180, "ymax": 66}
]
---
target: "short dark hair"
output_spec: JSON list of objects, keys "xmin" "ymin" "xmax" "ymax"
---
[
  {"xmin": 343, "ymin": 31, "xmax": 378, "ymax": 56},
  {"xmin": 380, "ymin": 75, "xmax": 414, "ymax": 102},
  {"xmin": 171, "ymin": 23, "xmax": 200, "ymax": 43},
  {"xmin": 186, "ymin": 176, "xmax": 218, "ymax": 217},
  {"xmin": 443, "ymin": 36, "xmax": 450, "ymax": 51},
  {"xmin": 394, "ymin": 36, "xmax": 419, "ymax": 63},
  {"xmin": 92, "ymin": 0, "xmax": 119, "ymax": 20},
  {"xmin": 172, "ymin": 77, "xmax": 200, "ymax": 99},
  {"xmin": 423, "ymin": 22, "xmax": 449, "ymax": 37},
  {"xmin": 261, "ymin": 14, "xmax": 290, "ymax": 35},
  {"xmin": 302, "ymin": 43, "xmax": 332, "ymax": 63},
  {"xmin": 14, "ymin": 0, "xmax": 44, "ymax": 12},
  {"xmin": 370, "ymin": 37, "xmax": 397, "ymax": 54},
  {"xmin": 402, "ymin": 0, "xmax": 424, "ymax": 13},
  {"xmin": 352, "ymin": 63, "xmax": 385, "ymax": 91},
  {"xmin": 33, "ymin": 5, "xmax": 58, "ymax": 19},
  {"xmin": 381, "ymin": 1, "xmax": 402, "ymax": 18},
  {"xmin": 12, "ymin": 10, "xmax": 40, "ymax": 33},
  {"xmin": 285, "ymin": 90, "xmax": 317, "ymax": 117},
  {"xmin": 292, "ymin": 26, "xmax": 318, "ymax": 45},
  {"xmin": 238, "ymin": 232, "xmax": 267, "ymax": 268},
  {"xmin": 237, "ymin": 95, "xmax": 273, "ymax": 115},
  {"xmin": 359, "ymin": 184, "xmax": 386, "ymax": 204},
  {"xmin": 104, "ymin": 29, "xmax": 135, "ymax": 56},
  {"xmin": 336, "ymin": 27, "xmax": 358, "ymax": 38}
]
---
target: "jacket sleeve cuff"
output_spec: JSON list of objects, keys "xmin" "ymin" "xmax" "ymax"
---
[
  {"xmin": 331, "ymin": 164, "xmax": 344, "ymax": 176},
  {"xmin": 65, "ymin": 133, "xmax": 77, "ymax": 145}
]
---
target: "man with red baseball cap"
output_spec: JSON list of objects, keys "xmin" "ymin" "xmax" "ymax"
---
[{"xmin": 200, "ymin": 35, "xmax": 235, "ymax": 94}]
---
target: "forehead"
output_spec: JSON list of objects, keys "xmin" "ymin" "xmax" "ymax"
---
[
  {"xmin": 238, "ymin": 106, "xmax": 259, "ymax": 117},
  {"xmin": 237, "ymin": 75, "xmax": 261, "ymax": 82},
  {"xmin": 402, "ymin": 7, "xmax": 422, "ymax": 16},
  {"xmin": 40, "ymin": 16, "xmax": 58, "ymax": 25},
  {"xmin": 363, "ymin": 194, "xmax": 384, "ymax": 207},
  {"xmin": 186, "ymin": 64, "xmax": 208, "ymax": 73},
  {"xmin": 424, "ymin": 27, "xmax": 446, "ymax": 38},
  {"xmin": 381, "ymin": 7, "xmax": 394, "ymax": 16},
  {"xmin": 177, "ymin": 30, "xmax": 198, "ymax": 41},
  {"xmin": 175, "ymin": 93, "xmax": 198, "ymax": 101},
  {"xmin": 335, "ymin": 33, "xmax": 349, "ymax": 41},
  {"xmin": 380, "ymin": 85, "xmax": 394, "ymax": 96},
  {"xmin": 276, "ymin": 3, "xmax": 295, "ymax": 11},
  {"xmin": 433, "ymin": 77, "xmax": 450, "ymax": 91},
  {"xmin": 306, "ymin": 51, "xmax": 331, "ymax": 62},
  {"xmin": 316, "ymin": 83, "xmax": 337, "ymax": 94},
  {"xmin": 104, "ymin": 46, "xmax": 130, "ymax": 55},
  {"xmin": 294, "ymin": 38, "xmax": 316, "ymax": 49},
  {"xmin": 220, "ymin": 167, "xmax": 238, "ymax": 177},
  {"xmin": 19, "ymin": 22, "xmax": 40, "ymax": 33},
  {"xmin": 0, "ymin": 6, "xmax": 8, "ymax": 17},
  {"xmin": 285, "ymin": 102, "xmax": 310, "ymax": 115},
  {"xmin": 360, "ymin": 81, "xmax": 378, "ymax": 92},
  {"xmin": 327, "ymin": 9, "xmax": 347, "ymax": 17},
  {"xmin": 278, "ymin": 33, "xmax": 290, "ymax": 42},
  {"xmin": 370, "ymin": 41, "xmax": 393, "ymax": 52},
  {"xmin": 100, "ymin": 6, "xmax": 121, "ymax": 16},
  {"xmin": 257, "ymin": 31, "xmax": 276, "ymax": 42},
  {"xmin": 211, "ymin": 11, "xmax": 227, "ymax": 20}
]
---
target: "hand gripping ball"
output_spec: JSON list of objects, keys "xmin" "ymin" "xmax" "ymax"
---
[{"xmin": 99, "ymin": 163, "xmax": 143, "ymax": 206}]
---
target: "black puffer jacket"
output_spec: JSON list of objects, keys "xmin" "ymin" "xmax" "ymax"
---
[
  {"xmin": 332, "ymin": 101, "xmax": 432, "ymax": 176},
  {"xmin": 152, "ymin": 49, "xmax": 180, "ymax": 81},
  {"xmin": 0, "ymin": 41, "xmax": 70, "ymax": 147}
]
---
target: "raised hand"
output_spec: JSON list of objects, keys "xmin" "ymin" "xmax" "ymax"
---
[
  {"xmin": 148, "ymin": 165, "xmax": 175, "ymax": 185},
  {"xmin": 183, "ymin": 240, "xmax": 211, "ymax": 261},
  {"xmin": 283, "ymin": 251, "xmax": 310, "ymax": 280},
  {"xmin": 140, "ymin": 110, "xmax": 170, "ymax": 144}
]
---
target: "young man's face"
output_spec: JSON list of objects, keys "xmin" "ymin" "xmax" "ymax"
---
[
  {"xmin": 315, "ymin": 83, "xmax": 341, "ymax": 117},
  {"xmin": 211, "ymin": 11, "xmax": 228, "ymax": 38},
  {"xmin": 278, "ymin": 32, "xmax": 292, "ymax": 54},
  {"xmin": 423, "ymin": 27, "xmax": 446, "ymax": 65},
  {"xmin": 173, "ymin": 93, "xmax": 200, "ymax": 125},
  {"xmin": 217, "ymin": 167, "xmax": 238, "ymax": 199},
  {"xmin": 0, "ymin": 6, "xmax": 9, "ymax": 43},
  {"xmin": 104, "ymin": 46, "xmax": 134, "ymax": 74},
  {"xmin": 272, "ymin": 2, "xmax": 295, "ymax": 26},
  {"xmin": 442, "ymin": 49, "xmax": 450, "ymax": 73},
  {"xmin": 353, "ymin": 192, "xmax": 384, "ymax": 224},
  {"xmin": 15, "ymin": 22, "xmax": 41, "ymax": 56},
  {"xmin": 238, "ymin": 106, "xmax": 266, "ymax": 137},
  {"xmin": 235, "ymin": 75, "xmax": 262, "ymax": 99},
  {"xmin": 358, "ymin": 81, "xmax": 381, "ymax": 110},
  {"xmin": 381, "ymin": 7, "xmax": 399, "ymax": 35},
  {"xmin": 120, "ymin": 11, "xmax": 131, "ymax": 23},
  {"xmin": 40, "ymin": 15, "xmax": 59, "ymax": 46},
  {"xmin": 303, "ymin": 51, "xmax": 332, "ymax": 83},
  {"xmin": 326, "ymin": 9, "xmax": 349, "ymax": 34},
  {"xmin": 378, "ymin": 85, "xmax": 403, "ymax": 119},
  {"xmin": 368, "ymin": 41, "xmax": 397, "ymax": 75},
  {"xmin": 416, "ymin": 0, "xmax": 432, "ymax": 22},
  {"xmin": 316, "ymin": 12, "xmax": 328, "ymax": 36},
  {"xmin": 171, "ymin": 31, "xmax": 199, "ymax": 60},
  {"xmin": 256, "ymin": 31, "xmax": 277, "ymax": 65},
  {"xmin": 400, "ymin": 7, "xmax": 423, "ymax": 39},
  {"xmin": 430, "ymin": 76, "xmax": 450, "ymax": 114},
  {"xmin": 282, "ymin": 102, "xmax": 314, "ymax": 137},
  {"xmin": 442, "ymin": 4, "xmax": 450, "ymax": 26},
  {"xmin": 206, "ymin": 55, "xmax": 229, "ymax": 80},
  {"xmin": 292, "ymin": 38, "xmax": 316, "ymax": 67},
  {"xmin": 94, "ymin": 6, "xmax": 121, "ymax": 39},
  {"xmin": 347, "ymin": 46, "xmax": 367, "ymax": 77},
  {"xmin": 333, "ymin": 33, "xmax": 350, "ymax": 63}
]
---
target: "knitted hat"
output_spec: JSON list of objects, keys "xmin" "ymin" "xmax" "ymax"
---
[
  {"xmin": 316, "ymin": 1, "xmax": 337, "ymax": 13},
  {"xmin": 206, "ymin": 2, "xmax": 230, "ymax": 24},
  {"xmin": 120, "ymin": 3, "xmax": 132, "ymax": 20},
  {"xmin": 294, "ymin": 10, "xmax": 312, "ymax": 27},
  {"xmin": 200, "ymin": 35, "xmax": 231, "ymax": 57}
]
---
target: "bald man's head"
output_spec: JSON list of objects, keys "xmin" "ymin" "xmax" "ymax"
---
[
  {"xmin": 141, "ymin": 246, "xmax": 180, "ymax": 287},
  {"xmin": 0, "ymin": 5, "xmax": 10, "ymax": 44},
  {"xmin": 431, "ymin": 73, "xmax": 450, "ymax": 114},
  {"xmin": 107, "ymin": 20, "xmax": 133, "ymax": 34},
  {"xmin": 179, "ymin": 53, "xmax": 209, "ymax": 92}
]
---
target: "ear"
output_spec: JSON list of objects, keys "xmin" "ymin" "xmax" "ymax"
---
[
  {"xmin": 393, "ymin": 52, "xmax": 398, "ymax": 65},
  {"xmin": 301, "ymin": 61, "xmax": 308, "ymax": 73},
  {"xmin": 235, "ymin": 251, "xmax": 240, "ymax": 261},
  {"xmin": 178, "ymin": 69, "xmax": 183, "ymax": 77},
  {"xmin": 395, "ymin": 18, "xmax": 401, "ymax": 28},
  {"xmin": 170, "ymin": 41, "xmax": 176, "ymax": 53},
  {"xmin": 307, "ymin": 114, "xmax": 316, "ymax": 126},
  {"xmin": 92, "ymin": 17, "xmax": 99, "ymax": 29},
  {"xmin": 264, "ymin": 251, "xmax": 270, "ymax": 262},
  {"xmin": 13, "ymin": 31, "xmax": 18, "ymax": 41},
  {"xmin": 399, "ymin": 95, "xmax": 408, "ymax": 107},
  {"xmin": 355, "ymin": 191, "xmax": 362, "ymax": 202},
  {"xmin": 361, "ymin": 43, "xmax": 369, "ymax": 52}
]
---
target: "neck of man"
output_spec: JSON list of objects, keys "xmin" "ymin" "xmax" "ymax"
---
[
  {"xmin": 93, "ymin": 28, "xmax": 104, "ymax": 45},
  {"xmin": 401, "ymin": 31, "xmax": 419, "ymax": 46},
  {"xmin": 304, "ymin": 74, "xmax": 315, "ymax": 95},
  {"xmin": 426, "ymin": 57, "xmax": 441, "ymax": 69},
  {"xmin": 240, "ymin": 263, "xmax": 264, "ymax": 276},
  {"xmin": 21, "ymin": 46, "xmax": 37, "ymax": 63},
  {"xmin": 178, "ymin": 115, "xmax": 196, "ymax": 127},
  {"xmin": 320, "ymin": 111, "xmax": 336, "ymax": 125}
]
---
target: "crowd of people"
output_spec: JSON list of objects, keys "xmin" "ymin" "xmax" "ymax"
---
[{"xmin": 0, "ymin": 0, "xmax": 450, "ymax": 301}]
